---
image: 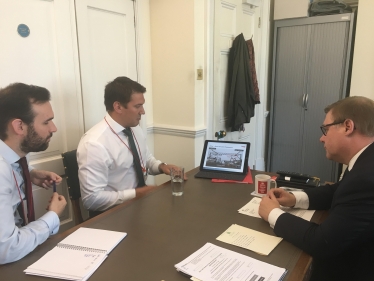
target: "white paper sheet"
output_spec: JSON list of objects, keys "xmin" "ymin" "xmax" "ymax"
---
[
  {"xmin": 239, "ymin": 197, "xmax": 315, "ymax": 221},
  {"xmin": 175, "ymin": 243, "xmax": 287, "ymax": 281},
  {"xmin": 216, "ymin": 224, "xmax": 282, "ymax": 255}
]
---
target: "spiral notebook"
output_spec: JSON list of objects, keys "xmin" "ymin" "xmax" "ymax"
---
[{"xmin": 24, "ymin": 228, "xmax": 127, "ymax": 281}]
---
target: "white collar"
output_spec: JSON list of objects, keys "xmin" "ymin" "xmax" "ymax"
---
[
  {"xmin": 0, "ymin": 139, "xmax": 22, "ymax": 165},
  {"xmin": 105, "ymin": 113, "xmax": 125, "ymax": 134}
]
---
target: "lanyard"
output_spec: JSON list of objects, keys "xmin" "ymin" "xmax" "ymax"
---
[{"xmin": 104, "ymin": 117, "xmax": 146, "ymax": 173}]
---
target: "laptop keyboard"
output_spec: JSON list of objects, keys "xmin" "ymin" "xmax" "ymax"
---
[{"xmin": 195, "ymin": 171, "xmax": 246, "ymax": 181}]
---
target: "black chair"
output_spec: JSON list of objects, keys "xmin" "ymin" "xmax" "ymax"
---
[{"xmin": 61, "ymin": 149, "xmax": 84, "ymax": 225}]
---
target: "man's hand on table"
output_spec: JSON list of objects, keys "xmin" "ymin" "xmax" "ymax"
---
[{"xmin": 259, "ymin": 188, "xmax": 296, "ymax": 221}]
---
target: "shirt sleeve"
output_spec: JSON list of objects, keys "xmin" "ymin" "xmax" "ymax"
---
[
  {"xmin": 77, "ymin": 140, "xmax": 136, "ymax": 212},
  {"xmin": 142, "ymin": 134, "xmax": 162, "ymax": 175},
  {"xmin": 293, "ymin": 191, "xmax": 310, "ymax": 209},
  {"xmin": 146, "ymin": 152, "xmax": 162, "ymax": 175},
  {"xmin": 268, "ymin": 191, "xmax": 310, "ymax": 229},
  {"xmin": 268, "ymin": 208, "xmax": 285, "ymax": 229},
  {"xmin": 0, "ymin": 163, "xmax": 60, "ymax": 264}
]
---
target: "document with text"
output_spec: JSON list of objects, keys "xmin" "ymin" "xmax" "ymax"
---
[
  {"xmin": 239, "ymin": 197, "xmax": 315, "ymax": 221},
  {"xmin": 175, "ymin": 243, "xmax": 287, "ymax": 281},
  {"xmin": 216, "ymin": 224, "xmax": 282, "ymax": 255}
]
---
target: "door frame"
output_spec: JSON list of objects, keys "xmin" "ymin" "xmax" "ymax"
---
[{"xmin": 206, "ymin": 0, "xmax": 271, "ymax": 170}]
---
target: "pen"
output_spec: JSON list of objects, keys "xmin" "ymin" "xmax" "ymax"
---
[{"xmin": 53, "ymin": 181, "xmax": 56, "ymax": 193}]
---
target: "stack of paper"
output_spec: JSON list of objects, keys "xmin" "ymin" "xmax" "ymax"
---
[
  {"xmin": 175, "ymin": 243, "xmax": 287, "ymax": 281},
  {"xmin": 239, "ymin": 197, "xmax": 315, "ymax": 221},
  {"xmin": 24, "ymin": 228, "xmax": 127, "ymax": 281}
]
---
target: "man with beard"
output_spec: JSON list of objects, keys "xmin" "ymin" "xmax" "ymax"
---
[
  {"xmin": 259, "ymin": 96, "xmax": 374, "ymax": 280},
  {"xmin": 0, "ymin": 83, "xmax": 67, "ymax": 264}
]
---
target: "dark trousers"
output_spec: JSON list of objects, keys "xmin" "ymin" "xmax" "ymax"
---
[{"xmin": 89, "ymin": 210, "xmax": 104, "ymax": 219}]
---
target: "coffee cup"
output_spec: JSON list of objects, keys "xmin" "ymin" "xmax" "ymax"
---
[{"xmin": 255, "ymin": 174, "xmax": 277, "ymax": 196}]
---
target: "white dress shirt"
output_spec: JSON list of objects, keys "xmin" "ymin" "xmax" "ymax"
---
[
  {"xmin": 268, "ymin": 143, "xmax": 372, "ymax": 228},
  {"xmin": 77, "ymin": 114, "xmax": 162, "ymax": 212},
  {"xmin": 0, "ymin": 140, "xmax": 60, "ymax": 264}
]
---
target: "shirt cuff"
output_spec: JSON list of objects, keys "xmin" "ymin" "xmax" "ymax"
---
[
  {"xmin": 292, "ymin": 191, "xmax": 309, "ymax": 209},
  {"xmin": 39, "ymin": 211, "xmax": 60, "ymax": 235},
  {"xmin": 268, "ymin": 208, "xmax": 285, "ymax": 229},
  {"xmin": 121, "ymin": 189, "xmax": 136, "ymax": 202},
  {"xmin": 149, "ymin": 160, "xmax": 162, "ymax": 175}
]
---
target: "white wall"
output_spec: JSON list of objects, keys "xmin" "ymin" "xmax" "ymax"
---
[
  {"xmin": 150, "ymin": 0, "xmax": 196, "ymax": 127},
  {"xmin": 136, "ymin": 0, "xmax": 154, "ymax": 128},
  {"xmin": 149, "ymin": 0, "xmax": 206, "ymax": 184},
  {"xmin": 349, "ymin": 0, "xmax": 374, "ymax": 99}
]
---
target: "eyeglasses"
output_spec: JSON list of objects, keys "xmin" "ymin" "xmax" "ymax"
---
[{"xmin": 320, "ymin": 120, "xmax": 345, "ymax": 136}]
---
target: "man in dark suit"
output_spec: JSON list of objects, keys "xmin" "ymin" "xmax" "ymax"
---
[{"xmin": 259, "ymin": 96, "xmax": 374, "ymax": 281}]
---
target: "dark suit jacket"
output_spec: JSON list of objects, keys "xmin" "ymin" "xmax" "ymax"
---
[
  {"xmin": 227, "ymin": 33, "xmax": 256, "ymax": 131},
  {"xmin": 274, "ymin": 142, "xmax": 374, "ymax": 281}
]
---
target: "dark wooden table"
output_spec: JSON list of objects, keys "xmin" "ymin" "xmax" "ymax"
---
[{"xmin": 1, "ymin": 168, "xmax": 323, "ymax": 280}]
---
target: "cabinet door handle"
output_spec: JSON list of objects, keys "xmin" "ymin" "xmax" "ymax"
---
[
  {"xmin": 305, "ymin": 93, "xmax": 309, "ymax": 110},
  {"xmin": 302, "ymin": 93, "xmax": 306, "ymax": 109}
]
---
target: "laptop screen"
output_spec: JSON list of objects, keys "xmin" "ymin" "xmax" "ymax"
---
[{"xmin": 199, "ymin": 140, "xmax": 250, "ymax": 174}]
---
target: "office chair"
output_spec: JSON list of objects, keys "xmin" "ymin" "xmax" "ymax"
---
[{"xmin": 61, "ymin": 149, "xmax": 84, "ymax": 225}]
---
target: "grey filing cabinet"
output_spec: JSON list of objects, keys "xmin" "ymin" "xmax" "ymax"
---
[{"xmin": 267, "ymin": 13, "xmax": 355, "ymax": 182}]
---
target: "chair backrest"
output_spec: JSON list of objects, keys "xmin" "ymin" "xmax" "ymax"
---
[{"xmin": 61, "ymin": 149, "xmax": 83, "ymax": 224}]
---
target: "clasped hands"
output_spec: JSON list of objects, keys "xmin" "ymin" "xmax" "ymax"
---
[{"xmin": 259, "ymin": 188, "xmax": 296, "ymax": 222}]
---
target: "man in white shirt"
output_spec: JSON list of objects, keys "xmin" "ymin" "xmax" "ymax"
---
[
  {"xmin": 259, "ymin": 96, "xmax": 374, "ymax": 281},
  {"xmin": 0, "ymin": 83, "xmax": 67, "ymax": 264},
  {"xmin": 77, "ymin": 77, "xmax": 179, "ymax": 217}
]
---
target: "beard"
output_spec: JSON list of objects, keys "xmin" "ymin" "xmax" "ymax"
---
[{"xmin": 20, "ymin": 124, "xmax": 52, "ymax": 153}]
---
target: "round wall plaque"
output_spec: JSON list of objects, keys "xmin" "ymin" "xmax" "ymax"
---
[{"xmin": 17, "ymin": 24, "xmax": 30, "ymax": 38}]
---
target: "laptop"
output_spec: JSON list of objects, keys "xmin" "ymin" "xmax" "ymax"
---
[{"xmin": 194, "ymin": 140, "xmax": 250, "ymax": 181}]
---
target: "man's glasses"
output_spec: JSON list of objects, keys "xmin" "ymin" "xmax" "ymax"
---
[{"xmin": 320, "ymin": 120, "xmax": 345, "ymax": 136}]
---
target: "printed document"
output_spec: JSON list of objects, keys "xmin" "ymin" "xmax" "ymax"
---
[
  {"xmin": 175, "ymin": 243, "xmax": 287, "ymax": 281},
  {"xmin": 216, "ymin": 224, "xmax": 282, "ymax": 255},
  {"xmin": 239, "ymin": 197, "xmax": 315, "ymax": 221}
]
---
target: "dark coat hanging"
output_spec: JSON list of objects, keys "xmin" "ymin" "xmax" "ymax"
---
[{"xmin": 227, "ymin": 33, "xmax": 256, "ymax": 132}]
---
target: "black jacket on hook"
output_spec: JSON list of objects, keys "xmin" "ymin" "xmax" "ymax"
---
[{"xmin": 227, "ymin": 33, "xmax": 256, "ymax": 132}]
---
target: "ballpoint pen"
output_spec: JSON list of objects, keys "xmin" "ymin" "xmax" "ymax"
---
[{"xmin": 53, "ymin": 181, "xmax": 56, "ymax": 193}]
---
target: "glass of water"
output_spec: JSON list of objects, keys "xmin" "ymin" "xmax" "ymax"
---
[{"xmin": 170, "ymin": 167, "xmax": 184, "ymax": 196}]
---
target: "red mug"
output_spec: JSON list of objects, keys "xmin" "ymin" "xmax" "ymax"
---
[{"xmin": 255, "ymin": 174, "xmax": 277, "ymax": 195}]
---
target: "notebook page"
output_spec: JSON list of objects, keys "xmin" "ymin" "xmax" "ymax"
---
[
  {"xmin": 24, "ymin": 247, "xmax": 107, "ymax": 280},
  {"xmin": 26, "ymin": 256, "xmax": 106, "ymax": 281},
  {"xmin": 58, "ymin": 227, "xmax": 127, "ymax": 254}
]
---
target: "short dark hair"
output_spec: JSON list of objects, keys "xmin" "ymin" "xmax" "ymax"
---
[
  {"xmin": 0, "ymin": 83, "xmax": 51, "ymax": 140},
  {"xmin": 104, "ymin": 77, "xmax": 146, "ymax": 111},
  {"xmin": 325, "ymin": 96, "xmax": 374, "ymax": 137}
]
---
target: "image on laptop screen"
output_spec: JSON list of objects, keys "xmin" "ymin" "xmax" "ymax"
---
[{"xmin": 202, "ymin": 141, "xmax": 247, "ymax": 173}]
